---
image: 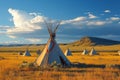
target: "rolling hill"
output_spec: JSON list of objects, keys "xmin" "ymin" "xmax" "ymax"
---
[{"xmin": 69, "ymin": 36, "xmax": 120, "ymax": 46}]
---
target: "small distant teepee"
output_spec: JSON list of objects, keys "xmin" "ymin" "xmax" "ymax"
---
[
  {"xmin": 65, "ymin": 49, "xmax": 72, "ymax": 56},
  {"xmin": 18, "ymin": 51, "xmax": 23, "ymax": 55},
  {"xmin": 23, "ymin": 49, "xmax": 31, "ymax": 56},
  {"xmin": 34, "ymin": 21, "xmax": 71, "ymax": 67},
  {"xmin": 82, "ymin": 49, "xmax": 88, "ymax": 55},
  {"xmin": 89, "ymin": 48, "xmax": 97, "ymax": 55}
]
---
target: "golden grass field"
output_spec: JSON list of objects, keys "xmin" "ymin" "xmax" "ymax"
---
[{"xmin": 0, "ymin": 45, "xmax": 120, "ymax": 80}]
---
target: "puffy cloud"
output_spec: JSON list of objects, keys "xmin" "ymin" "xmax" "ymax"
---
[
  {"xmin": 26, "ymin": 38, "xmax": 41, "ymax": 43},
  {"xmin": 0, "ymin": 40, "xmax": 21, "ymax": 44},
  {"xmin": 61, "ymin": 17, "xmax": 86, "ymax": 25},
  {"xmin": 104, "ymin": 10, "xmax": 111, "ymax": 13},
  {"xmin": 0, "ymin": 26, "xmax": 11, "ymax": 34},
  {"xmin": 7, "ymin": 8, "xmax": 45, "ymax": 33},
  {"xmin": 87, "ymin": 21, "xmax": 106, "ymax": 26},
  {"xmin": 109, "ymin": 17, "xmax": 120, "ymax": 21},
  {"xmin": 31, "ymin": 16, "xmax": 44, "ymax": 23},
  {"xmin": 29, "ymin": 12, "xmax": 38, "ymax": 16},
  {"xmin": 1, "ymin": 8, "xmax": 120, "ymax": 43},
  {"xmin": 88, "ymin": 13, "xmax": 97, "ymax": 19},
  {"xmin": 8, "ymin": 35, "xmax": 16, "ymax": 39},
  {"xmin": 0, "ymin": 26, "xmax": 11, "ymax": 30},
  {"xmin": 72, "ymin": 17, "xmax": 86, "ymax": 21},
  {"xmin": 61, "ymin": 16, "xmax": 107, "ymax": 26}
]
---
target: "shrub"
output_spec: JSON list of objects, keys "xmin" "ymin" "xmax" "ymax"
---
[{"xmin": 0, "ymin": 56, "xmax": 5, "ymax": 60}]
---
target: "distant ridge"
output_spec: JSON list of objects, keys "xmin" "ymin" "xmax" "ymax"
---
[
  {"xmin": 0, "ymin": 44, "xmax": 43, "ymax": 47},
  {"xmin": 0, "ymin": 36, "xmax": 120, "ymax": 47},
  {"xmin": 70, "ymin": 36, "xmax": 120, "ymax": 46}
]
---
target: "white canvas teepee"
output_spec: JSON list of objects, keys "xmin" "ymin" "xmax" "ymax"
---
[
  {"xmin": 34, "ymin": 21, "xmax": 71, "ymax": 67},
  {"xmin": 82, "ymin": 49, "xmax": 88, "ymax": 55},
  {"xmin": 89, "ymin": 48, "xmax": 97, "ymax": 55},
  {"xmin": 23, "ymin": 49, "xmax": 31, "ymax": 56},
  {"xmin": 65, "ymin": 49, "xmax": 72, "ymax": 56}
]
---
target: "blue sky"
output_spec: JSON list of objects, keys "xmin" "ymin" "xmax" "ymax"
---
[{"xmin": 0, "ymin": 0, "xmax": 120, "ymax": 44}]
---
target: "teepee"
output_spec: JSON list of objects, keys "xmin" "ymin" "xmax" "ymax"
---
[
  {"xmin": 82, "ymin": 49, "xmax": 88, "ymax": 55},
  {"xmin": 23, "ymin": 49, "xmax": 31, "ymax": 56},
  {"xmin": 18, "ymin": 51, "xmax": 23, "ymax": 55},
  {"xmin": 65, "ymin": 49, "xmax": 72, "ymax": 56},
  {"xmin": 34, "ymin": 21, "xmax": 71, "ymax": 67},
  {"xmin": 89, "ymin": 48, "xmax": 97, "ymax": 55}
]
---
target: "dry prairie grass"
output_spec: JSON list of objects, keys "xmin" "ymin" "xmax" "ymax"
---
[
  {"xmin": 0, "ymin": 44, "xmax": 120, "ymax": 52},
  {"xmin": 68, "ymin": 53, "xmax": 120, "ymax": 65},
  {"xmin": 0, "ymin": 66, "xmax": 120, "ymax": 80},
  {"xmin": 0, "ymin": 45, "xmax": 120, "ymax": 80}
]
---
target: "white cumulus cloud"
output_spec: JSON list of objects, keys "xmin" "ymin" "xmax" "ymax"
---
[
  {"xmin": 1, "ymin": 8, "xmax": 120, "ymax": 43},
  {"xmin": 110, "ymin": 17, "xmax": 120, "ymax": 21},
  {"xmin": 61, "ymin": 17, "xmax": 86, "ymax": 25},
  {"xmin": 7, "ymin": 8, "xmax": 45, "ymax": 33},
  {"xmin": 88, "ymin": 13, "xmax": 97, "ymax": 19},
  {"xmin": 26, "ymin": 38, "xmax": 41, "ymax": 43},
  {"xmin": 87, "ymin": 21, "xmax": 106, "ymax": 26},
  {"xmin": 104, "ymin": 10, "xmax": 111, "ymax": 13},
  {"xmin": 8, "ymin": 35, "xmax": 17, "ymax": 38}
]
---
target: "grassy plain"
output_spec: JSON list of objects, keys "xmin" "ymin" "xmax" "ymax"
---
[{"xmin": 0, "ymin": 45, "xmax": 120, "ymax": 80}]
